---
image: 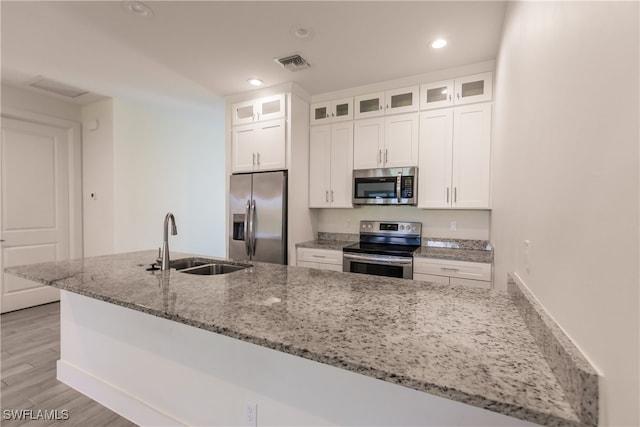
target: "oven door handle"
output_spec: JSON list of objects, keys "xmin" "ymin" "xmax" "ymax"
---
[{"xmin": 343, "ymin": 253, "xmax": 413, "ymax": 266}]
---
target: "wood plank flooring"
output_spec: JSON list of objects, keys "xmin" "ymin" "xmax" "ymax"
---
[{"xmin": 1, "ymin": 302, "xmax": 137, "ymax": 426}]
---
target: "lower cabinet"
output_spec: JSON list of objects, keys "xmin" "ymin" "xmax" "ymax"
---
[
  {"xmin": 297, "ymin": 247, "xmax": 343, "ymax": 272},
  {"xmin": 413, "ymin": 257, "xmax": 492, "ymax": 289}
]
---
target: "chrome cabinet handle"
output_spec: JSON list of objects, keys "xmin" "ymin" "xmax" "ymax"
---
[
  {"xmin": 456, "ymin": 93, "xmax": 460, "ymax": 100},
  {"xmin": 454, "ymin": 187, "xmax": 457, "ymax": 203},
  {"xmin": 311, "ymin": 254, "xmax": 327, "ymax": 259},
  {"xmin": 379, "ymin": 105, "xmax": 383, "ymax": 110},
  {"xmin": 448, "ymin": 94, "xmax": 452, "ymax": 101},
  {"xmin": 385, "ymin": 149, "xmax": 388, "ymax": 164},
  {"xmin": 252, "ymin": 153, "xmax": 256, "ymax": 166},
  {"xmin": 331, "ymin": 190, "xmax": 334, "ymax": 202},
  {"xmin": 378, "ymin": 149, "xmax": 382, "ymax": 164},
  {"xmin": 325, "ymin": 190, "xmax": 329, "ymax": 202},
  {"xmin": 441, "ymin": 267, "xmax": 460, "ymax": 272},
  {"xmin": 446, "ymin": 187, "xmax": 450, "ymax": 203},
  {"xmin": 256, "ymin": 152, "xmax": 260, "ymax": 165}
]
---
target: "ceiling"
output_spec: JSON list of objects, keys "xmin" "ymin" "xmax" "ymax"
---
[{"xmin": 1, "ymin": 1, "xmax": 506, "ymax": 109}]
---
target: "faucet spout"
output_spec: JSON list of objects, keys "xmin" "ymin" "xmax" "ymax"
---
[{"xmin": 161, "ymin": 213, "xmax": 177, "ymax": 271}]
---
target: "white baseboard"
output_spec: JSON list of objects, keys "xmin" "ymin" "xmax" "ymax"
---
[{"xmin": 57, "ymin": 360, "xmax": 186, "ymax": 427}]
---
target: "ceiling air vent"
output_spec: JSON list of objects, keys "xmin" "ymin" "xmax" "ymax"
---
[
  {"xmin": 28, "ymin": 77, "xmax": 89, "ymax": 98},
  {"xmin": 274, "ymin": 54, "xmax": 311, "ymax": 72}
]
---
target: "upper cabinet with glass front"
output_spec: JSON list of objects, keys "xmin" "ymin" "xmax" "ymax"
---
[
  {"xmin": 310, "ymin": 97, "xmax": 353, "ymax": 125},
  {"xmin": 232, "ymin": 94, "xmax": 286, "ymax": 125},
  {"xmin": 354, "ymin": 86, "xmax": 419, "ymax": 119},
  {"xmin": 420, "ymin": 72, "xmax": 492, "ymax": 110}
]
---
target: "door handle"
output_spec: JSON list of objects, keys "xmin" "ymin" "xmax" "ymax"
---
[
  {"xmin": 244, "ymin": 201, "xmax": 251, "ymax": 256},
  {"xmin": 250, "ymin": 200, "xmax": 257, "ymax": 256}
]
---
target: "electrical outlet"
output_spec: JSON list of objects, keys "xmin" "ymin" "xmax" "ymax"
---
[
  {"xmin": 244, "ymin": 401, "xmax": 257, "ymax": 427},
  {"xmin": 450, "ymin": 221, "xmax": 457, "ymax": 231}
]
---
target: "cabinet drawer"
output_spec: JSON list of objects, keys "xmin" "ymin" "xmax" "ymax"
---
[
  {"xmin": 413, "ymin": 258, "xmax": 492, "ymax": 282},
  {"xmin": 298, "ymin": 260, "xmax": 343, "ymax": 272},
  {"xmin": 297, "ymin": 248, "xmax": 342, "ymax": 265}
]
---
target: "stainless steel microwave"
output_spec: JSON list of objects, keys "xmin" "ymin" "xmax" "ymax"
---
[{"xmin": 352, "ymin": 167, "xmax": 417, "ymax": 205}]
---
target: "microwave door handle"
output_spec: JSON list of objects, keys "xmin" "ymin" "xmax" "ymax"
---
[{"xmin": 396, "ymin": 172, "xmax": 402, "ymax": 203}]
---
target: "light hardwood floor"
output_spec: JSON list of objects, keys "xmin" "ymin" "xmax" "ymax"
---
[{"xmin": 1, "ymin": 302, "xmax": 137, "ymax": 426}]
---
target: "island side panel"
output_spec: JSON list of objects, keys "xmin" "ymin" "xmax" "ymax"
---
[{"xmin": 57, "ymin": 291, "xmax": 538, "ymax": 427}]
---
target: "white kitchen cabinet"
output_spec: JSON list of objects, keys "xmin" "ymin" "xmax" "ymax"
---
[
  {"xmin": 232, "ymin": 118, "xmax": 286, "ymax": 173},
  {"xmin": 353, "ymin": 113, "xmax": 418, "ymax": 170},
  {"xmin": 297, "ymin": 247, "xmax": 343, "ymax": 272},
  {"xmin": 413, "ymin": 257, "xmax": 492, "ymax": 289},
  {"xmin": 309, "ymin": 122, "xmax": 353, "ymax": 208},
  {"xmin": 418, "ymin": 103, "xmax": 491, "ymax": 208},
  {"xmin": 384, "ymin": 86, "xmax": 419, "ymax": 115},
  {"xmin": 420, "ymin": 72, "xmax": 492, "ymax": 110},
  {"xmin": 354, "ymin": 86, "xmax": 419, "ymax": 119},
  {"xmin": 384, "ymin": 113, "xmax": 419, "ymax": 168},
  {"xmin": 353, "ymin": 117, "xmax": 384, "ymax": 169},
  {"xmin": 310, "ymin": 98, "xmax": 353, "ymax": 125},
  {"xmin": 231, "ymin": 94, "xmax": 286, "ymax": 125}
]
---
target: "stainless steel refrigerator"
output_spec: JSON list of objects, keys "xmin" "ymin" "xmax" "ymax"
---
[{"xmin": 229, "ymin": 171, "xmax": 287, "ymax": 264}]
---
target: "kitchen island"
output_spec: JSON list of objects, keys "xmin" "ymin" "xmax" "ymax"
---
[{"xmin": 6, "ymin": 251, "xmax": 593, "ymax": 426}]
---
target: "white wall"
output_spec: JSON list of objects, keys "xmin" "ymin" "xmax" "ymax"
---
[
  {"xmin": 81, "ymin": 99, "xmax": 114, "ymax": 257},
  {"xmin": 112, "ymin": 98, "xmax": 226, "ymax": 257},
  {"xmin": 491, "ymin": 2, "xmax": 639, "ymax": 425},
  {"xmin": 318, "ymin": 208, "xmax": 490, "ymax": 240}
]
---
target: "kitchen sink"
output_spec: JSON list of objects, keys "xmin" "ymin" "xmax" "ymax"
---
[{"xmin": 170, "ymin": 257, "xmax": 251, "ymax": 275}]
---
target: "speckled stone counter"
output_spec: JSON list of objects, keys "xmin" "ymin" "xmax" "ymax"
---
[
  {"xmin": 414, "ymin": 246, "xmax": 494, "ymax": 263},
  {"xmin": 7, "ymin": 251, "xmax": 586, "ymax": 426},
  {"xmin": 295, "ymin": 240, "xmax": 356, "ymax": 251}
]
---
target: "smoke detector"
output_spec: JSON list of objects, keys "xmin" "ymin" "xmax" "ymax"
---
[{"xmin": 274, "ymin": 54, "xmax": 311, "ymax": 72}]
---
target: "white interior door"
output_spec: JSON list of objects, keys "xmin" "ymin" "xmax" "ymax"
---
[{"xmin": 1, "ymin": 117, "xmax": 71, "ymax": 313}]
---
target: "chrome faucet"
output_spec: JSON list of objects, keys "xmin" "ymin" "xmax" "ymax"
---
[{"xmin": 159, "ymin": 213, "xmax": 177, "ymax": 271}]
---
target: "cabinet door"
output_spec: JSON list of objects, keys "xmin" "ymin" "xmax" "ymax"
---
[
  {"xmin": 384, "ymin": 113, "xmax": 419, "ymax": 167},
  {"xmin": 329, "ymin": 122, "xmax": 354, "ymax": 207},
  {"xmin": 420, "ymin": 80, "xmax": 454, "ymax": 110},
  {"xmin": 309, "ymin": 125, "xmax": 331, "ymax": 207},
  {"xmin": 418, "ymin": 110, "xmax": 453, "ymax": 208},
  {"xmin": 232, "ymin": 100, "xmax": 256, "ymax": 125},
  {"xmin": 454, "ymin": 72, "xmax": 492, "ymax": 105},
  {"xmin": 257, "ymin": 94, "xmax": 286, "ymax": 122},
  {"xmin": 231, "ymin": 123, "xmax": 258, "ymax": 172},
  {"xmin": 354, "ymin": 92, "xmax": 385, "ymax": 119},
  {"xmin": 452, "ymin": 103, "xmax": 491, "ymax": 208},
  {"xmin": 353, "ymin": 118, "xmax": 384, "ymax": 169},
  {"xmin": 254, "ymin": 119, "xmax": 286, "ymax": 171},
  {"xmin": 384, "ymin": 86, "xmax": 419, "ymax": 115},
  {"xmin": 331, "ymin": 97, "xmax": 353, "ymax": 122},
  {"xmin": 310, "ymin": 101, "xmax": 331, "ymax": 126}
]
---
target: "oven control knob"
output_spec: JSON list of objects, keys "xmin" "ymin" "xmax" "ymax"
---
[
  {"xmin": 367, "ymin": 224, "xmax": 373, "ymax": 229},
  {"xmin": 411, "ymin": 226, "xmax": 417, "ymax": 231},
  {"xmin": 400, "ymin": 225, "xmax": 405, "ymax": 230},
  {"xmin": 361, "ymin": 224, "xmax": 367, "ymax": 229}
]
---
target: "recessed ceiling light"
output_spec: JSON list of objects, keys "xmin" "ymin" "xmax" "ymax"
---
[
  {"xmin": 431, "ymin": 38, "xmax": 447, "ymax": 49},
  {"xmin": 247, "ymin": 78, "xmax": 263, "ymax": 87},
  {"xmin": 290, "ymin": 26, "xmax": 315, "ymax": 40},
  {"xmin": 122, "ymin": 1, "xmax": 154, "ymax": 18}
]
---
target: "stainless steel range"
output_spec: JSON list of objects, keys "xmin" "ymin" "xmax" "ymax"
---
[{"xmin": 343, "ymin": 221, "xmax": 422, "ymax": 279}]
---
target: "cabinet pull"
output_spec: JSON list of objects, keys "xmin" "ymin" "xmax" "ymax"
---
[
  {"xmin": 256, "ymin": 152, "xmax": 260, "ymax": 165},
  {"xmin": 378, "ymin": 149, "xmax": 382, "ymax": 164},
  {"xmin": 379, "ymin": 105, "xmax": 383, "ymax": 110},
  {"xmin": 385, "ymin": 149, "xmax": 388, "ymax": 164},
  {"xmin": 448, "ymin": 94, "xmax": 452, "ymax": 101},
  {"xmin": 331, "ymin": 113, "xmax": 335, "ymax": 117},
  {"xmin": 454, "ymin": 187, "xmax": 457, "ymax": 203},
  {"xmin": 326, "ymin": 190, "xmax": 329, "ymax": 202},
  {"xmin": 331, "ymin": 190, "xmax": 334, "ymax": 202},
  {"xmin": 311, "ymin": 254, "xmax": 326, "ymax": 259},
  {"xmin": 456, "ymin": 93, "xmax": 460, "ymax": 100},
  {"xmin": 446, "ymin": 187, "xmax": 450, "ymax": 203},
  {"xmin": 256, "ymin": 112, "xmax": 260, "ymax": 120},
  {"xmin": 252, "ymin": 152, "xmax": 256, "ymax": 166},
  {"xmin": 441, "ymin": 267, "xmax": 460, "ymax": 272}
]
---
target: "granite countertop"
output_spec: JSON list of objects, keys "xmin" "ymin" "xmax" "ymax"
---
[
  {"xmin": 6, "ymin": 251, "xmax": 582, "ymax": 426},
  {"xmin": 296, "ymin": 239, "xmax": 356, "ymax": 251},
  {"xmin": 414, "ymin": 246, "xmax": 494, "ymax": 263}
]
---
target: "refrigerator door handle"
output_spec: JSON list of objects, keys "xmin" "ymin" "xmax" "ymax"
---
[
  {"xmin": 250, "ymin": 200, "xmax": 257, "ymax": 256},
  {"xmin": 244, "ymin": 201, "xmax": 251, "ymax": 256}
]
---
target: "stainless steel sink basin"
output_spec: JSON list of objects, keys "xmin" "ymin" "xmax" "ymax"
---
[{"xmin": 170, "ymin": 257, "xmax": 251, "ymax": 275}]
